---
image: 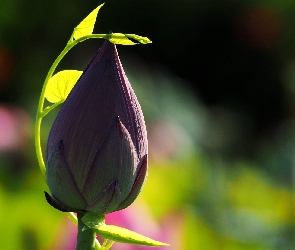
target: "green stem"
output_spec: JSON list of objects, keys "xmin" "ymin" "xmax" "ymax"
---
[
  {"xmin": 34, "ymin": 41, "xmax": 72, "ymax": 177},
  {"xmin": 40, "ymin": 101, "xmax": 63, "ymax": 117},
  {"xmin": 68, "ymin": 212, "xmax": 104, "ymax": 249},
  {"xmin": 76, "ymin": 212, "xmax": 97, "ymax": 250}
]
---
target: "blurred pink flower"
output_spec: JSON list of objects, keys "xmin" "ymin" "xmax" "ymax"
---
[
  {"xmin": 147, "ymin": 120, "xmax": 193, "ymax": 162},
  {"xmin": 105, "ymin": 201, "xmax": 181, "ymax": 250},
  {"xmin": 0, "ymin": 105, "xmax": 30, "ymax": 152},
  {"xmin": 51, "ymin": 216, "xmax": 77, "ymax": 250}
]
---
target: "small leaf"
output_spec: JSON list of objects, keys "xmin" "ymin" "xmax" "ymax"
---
[
  {"xmin": 72, "ymin": 3, "xmax": 104, "ymax": 41},
  {"xmin": 45, "ymin": 70, "xmax": 82, "ymax": 103},
  {"xmin": 94, "ymin": 224, "xmax": 170, "ymax": 247},
  {"xmin": 82, "ymin": 211, "xmax": 169, "ymax": 247},
  {"xmin": 108, "ymin": 33, "xmax": 137, "ymax": 45},
  {"xmin": 124, "ymin": 34, "xmax": 152, "ymax": 44},
  {"xmin": 107, "ymin": 33, "xmax": 152, "ymax": 45}
]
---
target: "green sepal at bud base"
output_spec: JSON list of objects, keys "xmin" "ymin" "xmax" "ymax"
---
[
  {"xmin": 82, "ymin": 212, "xmax": 170, "ymax": 247},
  {"xmin": 82, "ymin": 212, "xmax": 105, "ymax": 228}
]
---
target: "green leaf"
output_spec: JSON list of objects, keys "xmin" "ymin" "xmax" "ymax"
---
[
  {"xmin": 124, "ymin": 34, "xmax": 152, "ymax": 44},
  {"xmin": 82, "ymin": 212, "xmax": 169, "ymax": 247},
  {"xmin": 71, "ymin": 3, "xmax": 104, "ymax": 41},
  {"xmin": 45, "ymin": 70, "xmax": 82, "ymax": 103},
  {"xmin": 94, "ymin": 225, "xmax": 170, "ymax": 247},
  {"xmin": 107, "ymin": 33, "xmax": 152, "ymax": 45},
  {"xmin": 108, "ymin": 33, "xmax": 137, "ymax": 45}
]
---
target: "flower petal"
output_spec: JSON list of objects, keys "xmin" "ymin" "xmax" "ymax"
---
[
  {"xmin": 81, "ymin": 117, "xmax": 137, "ymax": 204},
  {"xmin": 116, "ymin": 154, "xmax": 148, "ymax": 211},
  {"xmin": 46, "ymin": 41, "xmax": 148, "ymax": 213},
  {"xmin": 46, "ymin": 58, "xmax": 117, "ymax": 190},
  {"xmin": 86, "ymin": 180, "xmax": 121, "ymax": 215},
  {"xmin": 117, "ymin": 118, "xmax": 139, "ymax": 200},
  {"xmin": 46, "ymin": 41, "xmax": 147, "ymax": 190},
  {"xmin": 44, "ymin": 191, "xmax": 85, "ymax": 212},
  {"xmin": 46, "ymin": 141, "xmax": 87, "ymax": 210},
  {"xmin": 117, "ymin": 57, "xmax": 148, "ymax": 160}
]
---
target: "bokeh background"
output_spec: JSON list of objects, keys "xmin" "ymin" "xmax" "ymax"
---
[{"xmin": 1, "ymin": 0, "xmax": 295, "ymax": 249}]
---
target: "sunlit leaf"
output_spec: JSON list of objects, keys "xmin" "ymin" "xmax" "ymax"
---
[
  {"xmin": 45, "ymin": 70, "xmax": 82, "ymax": 103},
  {"xmin": 108, "ymin": 33, "xmax": 137, "ymax": 45},
  {"xmin": 72, "ymin": 3, "xmax": 104, "ymax": 41},
  {"xmin": 94, "ymin": 224, "xmax": 169, "ymax": 247},
  {"xmin": 82, "ymin": 212, "xmax": 169, "ymax": 246},
  {"xmin": 107, "ymin": 33, "xmax": 152, "ymax": 45},
  {"xmin": 124, "ymin": 34, "xmax": 152, "ymax": 44}
]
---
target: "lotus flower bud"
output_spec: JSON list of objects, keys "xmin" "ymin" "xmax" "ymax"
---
[{"xmin": 45, "ymin": 41, "xmax": 148, "ymax": 215}]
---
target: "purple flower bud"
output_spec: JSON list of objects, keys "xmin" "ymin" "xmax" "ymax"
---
[{"xmin": 45, "ymin": 41, "xmax": 148, "ymax": 215}]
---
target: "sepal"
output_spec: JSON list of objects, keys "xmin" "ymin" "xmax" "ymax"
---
[
  {"xmin": 46, "ymin": 141, "xmax": 87, "ymax": 210},
  {"xmin": 44, "ymin": 191, "xmax": 86, "ymax": 213},
  {"xmin": 116, "ymin": 154, "xmax": 148, "ymax": 210},
  {"xmin": 86, "ymin": 180, "xmax": 121, "ymax": 215}
]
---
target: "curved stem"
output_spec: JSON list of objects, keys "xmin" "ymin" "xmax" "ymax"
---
[{"xmin": 34, "ymin": 42, "xmax": 72, "ymax": 176}]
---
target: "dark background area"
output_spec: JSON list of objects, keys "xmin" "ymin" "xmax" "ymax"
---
[
  {"xmin": 1, "ymin": 0, "xmax": 295, "ymax": 249},
  {"xmin": 1, "ymin": 0, "xmax": 295, "ymax": 156}
]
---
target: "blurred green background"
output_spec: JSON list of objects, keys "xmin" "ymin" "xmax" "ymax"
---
[{"xmin": 1, "ymin": 0, "xmax": 295, "ymax": 249}]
